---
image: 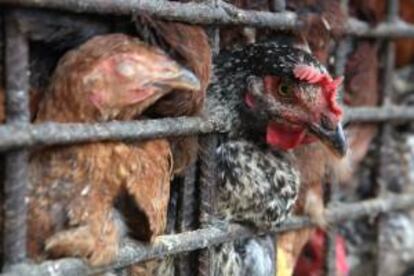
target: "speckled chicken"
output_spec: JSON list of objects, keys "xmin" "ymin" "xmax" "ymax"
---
[
  {"xmin": 206, "ymin": 38, "xmax": 347, "ymax": 275},
  {"xmin": 9, "ymin": 33, "xmax": 201, "ymax": 266}
]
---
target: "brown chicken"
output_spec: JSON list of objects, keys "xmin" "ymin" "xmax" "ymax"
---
[
  {"xmin": 350, "ymin": 0, "xmax": 414, "ymax": 68},
  {"xmin": 129, "ymin": 17, "xmax": 212, "ymax": 276},
  {"xmin": 343, "ymin": 42, "xmax": 380, "ymax": 172},
  {"xmin": 286, "ymin": 0, "xmax": 346, "ymax": 64},
  {"xmin": 3, "ymin": 33, "xmax": 201, "ymax": 266},
  {"xmin": 134, "ymin": 16, "xmax": 212, "ymax": 174}
]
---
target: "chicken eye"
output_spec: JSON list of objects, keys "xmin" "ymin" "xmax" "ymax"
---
[
  {"xmin": 278, "ymin": 83, "xmax": 292, "ymax": 97},
  {"xmin": 116, "ymin": 61, "xmax": 136, "ymax": 78}
]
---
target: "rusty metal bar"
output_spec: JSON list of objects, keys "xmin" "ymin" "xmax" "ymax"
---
[
  {"xmin": 376, "ymin": 0, "xmax": 398, "ymax": 274},
  {"xmin": 325, "ymin": 229, "xmax": 337, "ymax": 276},
  {"xmin": 0, "ymin": 117, "xmax": 225, "ymax": 151},
  {"xmin": 382, "ymin": 45, "xmax": 396, "ymax": 106},
  {"xmin": 386, "ymin": 0, "xmax": 399, "ymax": 23},
  {"xmin": 2, "ymin": 193, "xmax": 414, "ymax": 276},
  {"xmin": 197, "ymin": 0, "xmax": 220, "ymax": 273},
  {"xmin": 205, "ymin": 0, "xmax": 220, "ymax": 56},
  {"xmin": 334, "ymin": 37, "xmax": 352, "ymax": 102},
  {"xmin": 197, "ymin": 135, "xmax": 218, "ymax": 276},
  {"xmin": 270, "ymin": 0, "xmax": 286, "ymax": 13},
  {"xmin": 325, "ymin": 18, "xmax": 351, "ymax": 272},
  {"xmin": 3, "ymin": 11, "xmax": 30, "ymax": 268},
  {"xmin": 324, "ymin": 179, "xmax": 339, "ymax": 276},
  {"xmin": 0, "ymin": 106, "xmax": 409, "ymax": 151},
  {"xmin": 342, "ymin": 106, "xmax": 414, "ymax": 122},
  {"xmin": 175, "ymin": 163, "xmax": 198, "ymax": 276},
  {"xmin": 2, "ymin": 0, "xmax": 414, "ymax": 38},
  {"xmin": 0, "ymin": 0, "xmax": 300, "ymax": 29},
  {"xmin": 347, "ymin": 18, "xmax": 414, "ymax": 38}
]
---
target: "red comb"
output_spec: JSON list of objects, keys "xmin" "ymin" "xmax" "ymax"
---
[{"xmin": 293, "ymin": 64, "xmax": 343, "ymax": 117}]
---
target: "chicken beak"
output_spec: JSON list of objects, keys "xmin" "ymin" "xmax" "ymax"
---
[
  {"xmin": 308, "ymin": 122, "xmax": 347, "ymax": 158},
  {"xmin": 161, "ymin": 67, "xmax": 201, "ymax": 92}
]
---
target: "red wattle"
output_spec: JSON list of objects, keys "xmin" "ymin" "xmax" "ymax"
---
[{"xmin": 266, "ymin": 122, "xmax": 307, "ymax": 150}]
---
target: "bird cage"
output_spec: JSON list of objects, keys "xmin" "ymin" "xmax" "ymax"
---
[{"xmin": 0, "ymin": 0, "xmax": 413, "ymax": 275}]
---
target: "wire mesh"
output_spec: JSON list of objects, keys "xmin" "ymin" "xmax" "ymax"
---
[{"xmin": 0, "ymin": 0, "xmax": 413, "ymax": 275}]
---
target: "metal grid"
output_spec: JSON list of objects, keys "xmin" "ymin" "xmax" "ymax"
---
[{"xmin": 0, "ymin": 0, "xmax": 413, "ymax": 275}]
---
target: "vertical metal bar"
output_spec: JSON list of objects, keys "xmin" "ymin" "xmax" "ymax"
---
[
  {"xmin": 197, "ymin": 134, "xmax": 218, "ymax": 276},
  {"xmin": 0, "ymin": 13, "xmax": 4, "ymax": 88},
  {"xmin": 176, "ymin": 163, "xmax": 198, "ymax": 276},
  {"xmin": 206, "ymin": 0, "xmax": 220, "ymax": 56},
  {"xmin": 325, "ymin": 176, "xmax": 339, "ymax": 276},
  {"xmin": 339, "ymin": 0, "xmax": 349, "ymax": 14},
  {"xmin": 270, "ymin": 0, "xmax": 286, "ymax": 13},
  {"xmin": 177, "ymin": 164, "xmax": 197, "ymax": 233},
  {"xmin": 325, "ymin": 172, "xmax": 341, "ymax": 276},
  {"xmin": 386, "ymin": 0, "xmax": 399, "ymax": 23},
  {"xmin": 376, "ymin": 1, "xmax": 397, "ymax": 275},
  {"xmin": 376, "ymin": 43, "xmax": 395, "ymax": 276},
  {"xmin": 382, "ymin": 41, "xmax": 395, "ymax": 107},
  {"xmin": 325, "ymin": 228, "xmax": 337, "ymax": 276},
  {"xmin": 325, "ymin": 2, "xmax": 350, "ymax": 273},
  {"xmin": 198, "ymin": 2, "xmax": 220, "ymax": 273},
  {"xmin": 3, "ymin": 11, "xmax": 30, "ymax": 268}
]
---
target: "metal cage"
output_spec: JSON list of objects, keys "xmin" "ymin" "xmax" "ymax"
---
[{"xmin": 0, "ymin": 0, "xmax": 413, "ymax": 275}]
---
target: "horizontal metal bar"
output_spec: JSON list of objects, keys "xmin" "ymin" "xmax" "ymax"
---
[
  {"xmin": 2, "ymin": 0, "xmax": 414, "ymax": 38},
  {"xmin": 343, "ymin": 106, "xmax": 414, "ymax": 123},
  {"xmin": 0, "ymin": 106, "xmax": 411, "ymax": 151},
  {"xmin": 0, "ymin": 0, "xmax": 300, "ymax": 29},
  {"xmin": 347, "ymin": 18, "xmax": 414, "ymax": 38},
  {"xmin": 3, "ymin": 193, "xmax": 414, "ymax": 276},
  {"xmin": 0, "ymin": 117, "xmax": 226, "ymax": 151}
]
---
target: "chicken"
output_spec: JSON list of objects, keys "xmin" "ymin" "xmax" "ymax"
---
[
  {"xmin": 221, "ymin": 0, "xmax": 346, "ymax": 65},
  {"xmin": 124, "ymin": 17, "xmax": 212, "ymax": 276},
  {"xmin": 277, "ymin": 8, "xmax": 379, "ymax": 276},
  {"xmin": 245, "ymin": 1, "xmax": 348, "ymax": 274},
  {"xmin": 218, "ymin": 4, "xmax": 347, "ymax": 245},
  {"xmin": 350, "ymin": 0, "xmax": 414, "ymax": 68},
  {"xmin": 206, "ymin": 38, "xmax": 347, "ymax": 275},
  {"xmin": 344, "ymin": 42, "xmax": 379, "ymax": 172},
  {"xmin": 293, "ymin": 229, "xmax": 349, "ymax": 276},
  {"xmin": 2, "ymin": 33, "xmax": 201, "ymax": 267},
  {"xmin": 286, "ymin": 0, "xmax": 346, "ymax": 64},
  {"xmin": 222, "ymin": 0, "xmax": 347, "ymax": 247},
  {"xmin": 2, "ymin": 10, "xmax": 212, "ymax": 176},
  {"xmin": 276, "ymin": 144, "xmax": 340, "ymax": 276},
  {"xmin": 133, "ymin": 16, "xmax": 212, "ymax": 174},
  {"xmin": 277, "ymin": 44, "xmax": 378, "ymax": 274}
]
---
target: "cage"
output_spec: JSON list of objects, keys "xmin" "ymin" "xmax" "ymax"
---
[{"xmin": 0, "ymin": 0, "xmax": 413, "ymax": 275}]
